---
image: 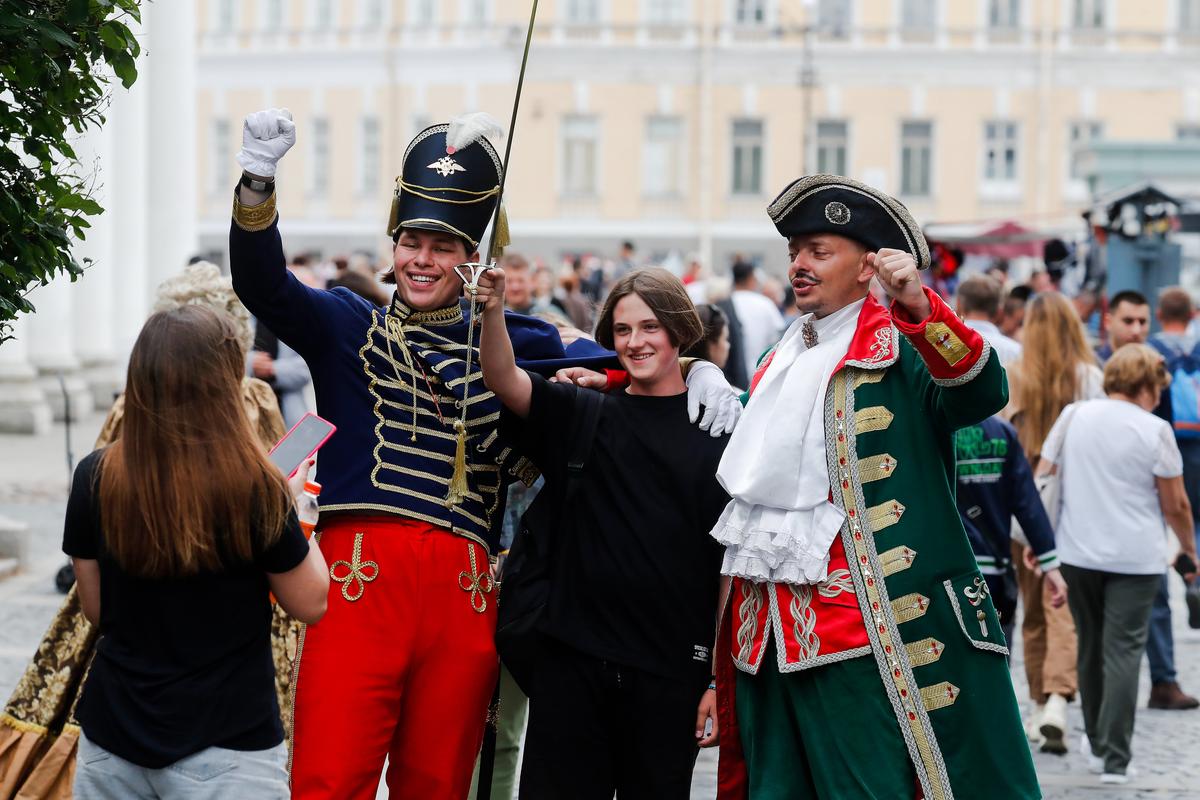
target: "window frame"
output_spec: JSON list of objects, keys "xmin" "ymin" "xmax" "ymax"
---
[
  {"xmin": 560, "ymin": 114, "xmax": 601, "ymax": 198},
  {"xmin": 899, "ymin": 120, "xmax": 934, "ymax": 199},
  {"xmin": 642, "ymin": 114, "xmax": 687, "ymax": 199},
  {"xmin": 815, "ymin": 119, "xmax": 849, "ymax": 177},
  {"xmin": 730, "ymin": 117, "xmax": 765, "ymax": 197}
]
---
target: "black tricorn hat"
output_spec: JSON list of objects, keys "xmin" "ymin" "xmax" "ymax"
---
[
  {"xmin": 387, "ymin": 115, "xmax": 504, "ymax": 252},
  {"xmin": 767, "ymin": 174, "xmax": 930, "ymax": 269}
]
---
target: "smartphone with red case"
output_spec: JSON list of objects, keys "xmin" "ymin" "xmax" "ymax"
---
[{"xmin": 268, "ymin": 413, "xmax": 337, "ymax": 478}]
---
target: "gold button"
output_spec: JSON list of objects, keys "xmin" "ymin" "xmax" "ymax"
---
[{"xmin": 976, "ymin": 610, "xmax": 986, "ymax": 620}]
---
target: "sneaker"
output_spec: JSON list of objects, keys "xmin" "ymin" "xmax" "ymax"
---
[
  {"xmin": 1148, "ymin": 681, "xmax": 1200, "ymax": 710},
  {"xmin": 1025, "ymin": 703, "xmax": 1045, "ymax": 745},
  {"xmin": 1187, "ymin": 580, "xmax": 1200, "ymax": 629},
  {"xmin": 1100, "ymin": 765, "xmax": 1138, "ymax": 785},
  {"xmin": 1039, "ymin": 694, "xmax": 1068, "ymax": 754}
]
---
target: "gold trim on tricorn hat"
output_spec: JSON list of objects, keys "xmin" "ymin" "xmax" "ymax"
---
[{"xmin": 768, "ymin": 174, "xmax": 931, "ymax": 269}]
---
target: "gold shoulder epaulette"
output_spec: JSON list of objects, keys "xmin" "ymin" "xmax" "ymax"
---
[{"xmin": 232, "ymin": 190, "xmax": 278, "ymax": 232}]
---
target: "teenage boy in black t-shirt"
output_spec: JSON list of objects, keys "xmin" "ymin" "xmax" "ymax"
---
[{"xmin": 478, "ymin": 267, "xmax": 731, "ymax": 799}]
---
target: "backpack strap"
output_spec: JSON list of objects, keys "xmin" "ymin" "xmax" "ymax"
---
[{"xmin": 563, "ymin": 387, "xmax": 605, "ymax": 506}]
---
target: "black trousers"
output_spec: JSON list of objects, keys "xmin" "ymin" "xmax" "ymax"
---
[{"xmin": 518, "ymin": 639, "xmax": 707, "ymax": 800}]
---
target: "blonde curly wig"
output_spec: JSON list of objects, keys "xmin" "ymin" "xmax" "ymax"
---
[{"xmin": 151, "ymin": 261, "xmax": 254, "ymax": 355}]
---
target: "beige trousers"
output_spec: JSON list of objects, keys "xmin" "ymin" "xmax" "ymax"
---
[{"xmin": 1014, "ymin": 542, "xmax": 1078, "ymax": 702}]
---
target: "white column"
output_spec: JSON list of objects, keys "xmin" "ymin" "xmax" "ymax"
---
[
  {"xmin": 110, "ymin": 12, "xmax": 151, "ymax": 362},
  {"xmin": 143, "ymin": 0, "xmax": 198, "ymax": 291},
  {"xmin": 25, "ymin": 275, "xmax": 94, "ymax": 422},
  {"xmin": 0, "ymin": 314, "xmax": 53, "ymax": 434},
  {"xmin": 70, "ymin": 112, "xmax": 123, "ymax": 409}
]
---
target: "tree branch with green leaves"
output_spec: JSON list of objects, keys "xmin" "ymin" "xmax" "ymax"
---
[{"xmin": 0, "ymin": 0, "xmax": 142, "ymax": 341}]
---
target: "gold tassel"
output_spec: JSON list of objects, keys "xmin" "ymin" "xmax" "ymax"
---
[
  {"xmin": 489, "ymin": 203, "xmax": 510, "ymax": 261},
  {"xmin": 447, "ymin": 419, "xmax": 470, "ymax": 505},
  {"xmin": 386, "ymin": 179, "xmax": 401, "ymax": 237}
]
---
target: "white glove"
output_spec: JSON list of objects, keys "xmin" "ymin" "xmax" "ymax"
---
[
  {"xmin": 236, "ymin": 108, "xmax": 296, "ymax": 177},
  {"xmin": 685, "ymin": 360, "xmax": 742, "ymax": 437}
]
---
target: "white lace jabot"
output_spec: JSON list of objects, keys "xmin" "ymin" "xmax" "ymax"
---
[{"xmin": 711, "ymin": 299, "xmax": 864, "ymax": 584}]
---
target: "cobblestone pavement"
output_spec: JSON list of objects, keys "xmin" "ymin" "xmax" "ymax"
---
[{"xmin": 3, "ymin": 416, "xmax": 1199, "ymax": 798}]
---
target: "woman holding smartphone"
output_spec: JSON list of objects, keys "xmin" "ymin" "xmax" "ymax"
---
[
  {"xmin": 478, "ymin": 267, "xmax": 731, "ymax": 799},
  {"xmin": 66, "ymin": 306, "xmax": 329, "ymax": 799}
]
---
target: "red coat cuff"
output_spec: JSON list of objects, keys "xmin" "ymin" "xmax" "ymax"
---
[
  {"xmin": 603, "ymin": 369, "xmax": 629, "ymax": 393},
  {"xmin": 891, "ymin": 286, "xmax": 990, "ymax": 385}
]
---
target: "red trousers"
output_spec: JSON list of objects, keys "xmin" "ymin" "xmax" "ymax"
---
[{"xmin": 290, "ymin": 516, "xmax": 499, "ymax": 800}]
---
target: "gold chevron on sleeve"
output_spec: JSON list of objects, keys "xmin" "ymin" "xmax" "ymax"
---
[
  {"xmin": 891, "ymin": 593, "xmax": 930, "ymax": 624},
  {"xmin": 855, "ymin": 406, "xmax": 894, "ymax": 434},
  {"xmin": 852, "ymin": 369, "xmax": 886, "ymax": 389},
  {"xmin": 859, "ymin": 453, "xmax": 897, "ymax": 483},
  {"xmin": 920, "ymin": 681, "xmax": 960, "ymax": 711},
  {"xmin": 905, "ymin": 638, "xmax": 945, "ymax": 668},
  {"xmin": 867, "ymin": 499, "xmax": 906, "ymax": 532},
  {"xmin": 879, "ymin": 545, "xmax": 917, "ymax": 577}
]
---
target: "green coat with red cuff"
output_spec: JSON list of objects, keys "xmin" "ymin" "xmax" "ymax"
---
[{"xmin": 716, "ymin": 287, "xmax": 1040, "ymax": 800}]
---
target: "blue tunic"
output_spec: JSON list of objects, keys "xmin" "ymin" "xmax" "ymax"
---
[{"xmin": 230, "ymin": 216, "xmax": 569, "ymax": 553}]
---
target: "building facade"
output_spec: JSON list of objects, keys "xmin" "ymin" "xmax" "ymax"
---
[{"xmin": 194, "ymin": 0, "xmax": 1200, "ymax": 274}]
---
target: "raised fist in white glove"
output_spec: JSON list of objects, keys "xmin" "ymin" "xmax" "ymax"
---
[
  {"xmin": 685, "ymin": 360, "xmax": 742, "ymax": 437},
  {"xmin": 236, "ymin": 108, "xmax": 296, "ymax": 177}
]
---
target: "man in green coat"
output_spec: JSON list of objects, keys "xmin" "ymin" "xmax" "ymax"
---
[{"xmin": 711, "ymin": 174, "xmax": 1040, "ymax": 799}]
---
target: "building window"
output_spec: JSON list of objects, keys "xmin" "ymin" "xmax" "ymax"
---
[
  {"xmin": 815, "ymin": 120, "xmax": 848, "ymax": 176},
  {"xmin": 361, "ymin": 117, "xmax": 380, "ymax": 195},
  {"xmin": 265, "ymin": 0, "xmax": 286, "ymax": 29},
  {"xmin": 731, "ymin": 118, "xmax": 763, "ymax": 195},
  {"xmin": 733, "ymin": 0, "xmax": 767, "ymax": 25},
  {"xmin": 562, "ymin": 115, "xmax": 599, "ymax": 197},
  {"xmin": 410, "ymin": 0, "xmax": 436, "ymax": 25},
  {"xmin": 1068, "ymin": 121, "xmax": 1103, "ymax": 181},
  {"xmin": 1072, "ymin": 0, "xmax": 1105, "ymax": 29},
  {"xmin": 645, "ymin": 0, "xmax": 686, "ymax": 24},
  {"xmin": 211, "ymin": 119, "xmax": 230, "ymax": 194},
  {"xmin": 816, "ymin": 0, "xmax": 852, "ymax": 38},
  {"xmin": 463, "ymin": 0, "xmax": 491, "ymax": 22},
  {"xmin": 313, "ymin": 0, "xmax": 334, "ymax": 28},
  {"xmin": 988, "ymin": 0, "xmax": 1019, "ymax": 29},
  {"xmin": 565, "ymin": 0, "xmax": 600, "ymax": 24},
  {"xmin": 900, "ymin": 0, "xmax": 935, "ymax": 31},
  {"xmin": 311, "ymin": 118, "xmax": 330, "ymax": 197},
  {"xmin": 643, "ymin": 116, "xmax": 684, "ymax": 198},
  {"xmin": 411, "ymin": 113, "xmax": 431, "ymax": 137},
  {"xmin": 360, "ymin": 0, "xmax": 385, "ymax": 26},
  {"xmin": 983, "ymin": 121, "xmax": 1019, "ymax": 182},
  {"xmin": 1177, "ymin": 124, "xmax": 1200, "ymax": 141},
  {"xmin": 215, "ymin": 0, "xmax": 236, "ymax": 33},
  {"xmin": 900, "ymin": 121, "xmax": 932, "ymax": 197},
  {"xmin": 1181, "ymin": 0, "xmax": 1200, "ymax": 30}
]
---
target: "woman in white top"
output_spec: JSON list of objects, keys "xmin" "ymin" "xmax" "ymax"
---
[
  {"xmin": 1004, "ymin": 291, "xmax": 1104, "ymax": 753},
  {"xmin": 1040, "ymin": 344, "xmax": 1199, "ymax": 785}
]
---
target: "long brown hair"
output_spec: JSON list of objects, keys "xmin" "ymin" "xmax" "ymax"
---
[
  {"xmin": 1010, "ymin": 292, "xmax": 1098, "ymax": 460},
  {"xmin": 99, "ymin": 306, "xmax": 292, "ymax": 577}
]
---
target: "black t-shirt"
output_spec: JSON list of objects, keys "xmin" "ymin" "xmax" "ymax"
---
[
  {"xmin": 62, "ymin": 449, "xmax": 310, "ymax": 768},
  {"xmin": 504, "ymin": 374, "xmax": 730, "ymax": 681}
]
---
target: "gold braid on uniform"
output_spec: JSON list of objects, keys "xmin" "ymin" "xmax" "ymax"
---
[{"xmin": 233, "ymin": 190, "xmax": 278, "ymax": 232}]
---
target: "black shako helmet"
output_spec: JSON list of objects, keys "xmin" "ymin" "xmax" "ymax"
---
[{"xmin": 386, "ymin": 114, "xmax": 504, "ymax": 253}]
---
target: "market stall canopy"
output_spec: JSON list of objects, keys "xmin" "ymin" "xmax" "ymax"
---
[{"xmin": 923, "ymin": 220, "xmax": 1052, "ymax": 259}]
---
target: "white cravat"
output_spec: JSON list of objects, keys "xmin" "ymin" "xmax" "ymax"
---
[{"xmin": 711, "ymin": 298, "xmax": 865, "ymax": 584}]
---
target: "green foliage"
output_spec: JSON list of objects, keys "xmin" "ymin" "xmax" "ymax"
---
[{"xmin": 0, "ymin": 0, "xmax": 142, "ymax": 341}]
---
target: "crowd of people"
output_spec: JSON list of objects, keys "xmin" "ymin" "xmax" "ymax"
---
[{"xmin": 1, "ymin": 105, "xmax": 1199, "ymax": 800}]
